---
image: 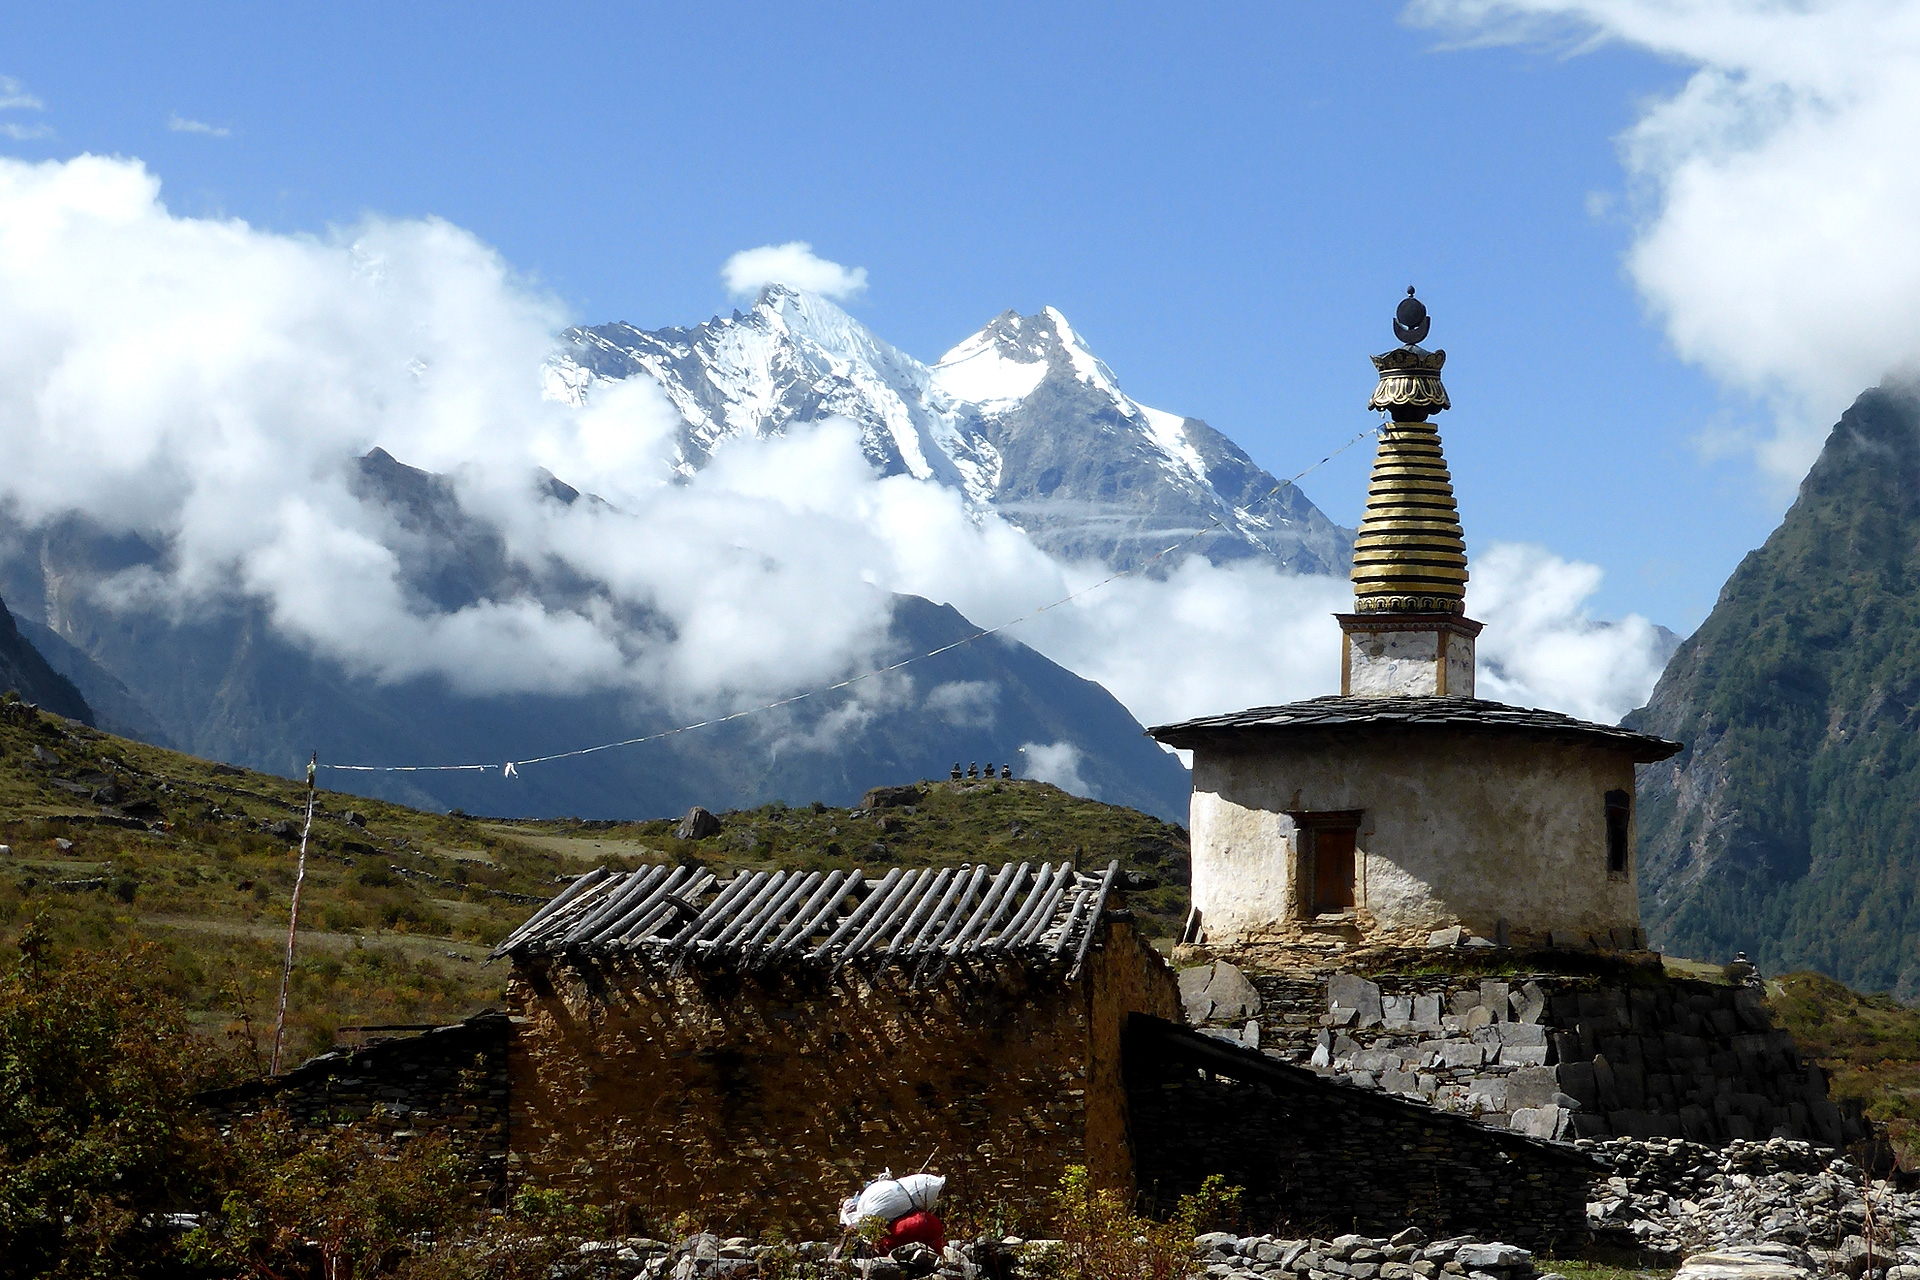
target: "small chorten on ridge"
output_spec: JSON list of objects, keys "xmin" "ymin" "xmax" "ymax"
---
[{"xmin": 1150, "ymin": 291, "xmax": 1681, "ymax": 957}]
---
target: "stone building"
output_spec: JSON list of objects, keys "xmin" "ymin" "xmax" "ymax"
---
[
  {"xmin": 1152, "ymin": 291, "xmax": 1681, "ymax": 953},
  {"xmin": 492, "ymin": 859, "xmax": 1182, "ymax": 1230}
]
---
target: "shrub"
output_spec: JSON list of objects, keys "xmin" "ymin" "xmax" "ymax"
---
[
  {"xmin": 187, "ymin": 1116, "xmax": 472, "ymax": 1280},
  {"xmin": 0, "ymin": 922, "xmax": 231, "ymax": 1279},
  {"xmin": 1035, "ymin": 1165, "xmax": 1240, "ymax": 1280}
]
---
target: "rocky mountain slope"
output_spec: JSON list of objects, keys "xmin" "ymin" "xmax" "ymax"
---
[
  {"xmin": 554, "ymin": 285, "xmax": 1353, "ymax": 574},
  {"xmin": 0, "ymin": 594, "xmax": 92, "ymax": 724},
  {"xmin": 1627, "ymin": 380, "xmax": 1920, "ymax": 1000},
  {"xmin": 0, "ymin": 450, "xmax": 1191, "ymax": 822}
]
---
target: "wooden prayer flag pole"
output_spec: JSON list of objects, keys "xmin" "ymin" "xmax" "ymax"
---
[{"xmin": 269, "ymin": 751, "xmax": 318, "ymax": 1075}]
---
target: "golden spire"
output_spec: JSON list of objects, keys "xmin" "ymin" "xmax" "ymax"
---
[{"xmin": 1351, "ymin": 289, "xmax": 1468, "ymax": 615}]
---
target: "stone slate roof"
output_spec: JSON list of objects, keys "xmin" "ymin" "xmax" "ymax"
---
[
  {"xmin": 1149, "ymin": 695, "xmax": 1681, "ymax": 762},
  {"xmin": 493, "ymin": 859, "xmax": 1123, "ymax": 983}
]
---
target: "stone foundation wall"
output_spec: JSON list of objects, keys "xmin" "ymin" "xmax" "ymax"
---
[
  {"xmin": 507, "ymin": 921, "xmax": 1180, "ymax": 1235},
  {"xmin": 1123, "ymin": 1016, "xmax": 1595, "ymax": 1252},
  {"xmin": 1191, "ymin": 963, "xmax": 1860, "ymax": 1148},
  {"xmin": 198, "ymin": 1012, "xmax": 511, "ymax": 1201}
]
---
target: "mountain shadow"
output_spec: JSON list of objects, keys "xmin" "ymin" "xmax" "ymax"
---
[{"xmin": 0, "ymin": 594, "xmax": 93, "ymax": 724}]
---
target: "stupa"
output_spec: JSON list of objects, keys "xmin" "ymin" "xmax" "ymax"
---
[{"xmin": 1150, "ymin": 291, "xmax": 1681, "ymax": 953}]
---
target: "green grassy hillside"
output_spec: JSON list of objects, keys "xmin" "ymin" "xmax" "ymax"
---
[{"xmin": 0, "ymin": 694, "xmax": 1188, "ymax": 1066}]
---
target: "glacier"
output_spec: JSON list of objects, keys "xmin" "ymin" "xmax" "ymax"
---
[{"xmin": 552, "ymin": 285, "xmax": 1354, "ymax": 576}]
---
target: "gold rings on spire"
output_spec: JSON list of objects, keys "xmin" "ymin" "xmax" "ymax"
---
[{"xmin": 1351, "ymin": 420, "xmax": 1468, "ymax": 614}]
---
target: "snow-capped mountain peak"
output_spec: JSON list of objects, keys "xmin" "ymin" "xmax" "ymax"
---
[{"xmin": 554, "ymin": 289, "xmax": 1353, "ymax": 576}]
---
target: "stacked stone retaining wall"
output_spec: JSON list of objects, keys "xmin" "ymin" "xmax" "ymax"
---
[
  {"xmin": 198, "ymin": 1011, "xmax": 511, "ymax": 1200},
  {"xmin": 1124, "ymin": 1016, "xmax": 1595, "ymax": 1252},
  {"xmin": 1187, "ymin": 960, "xmax": 1860, "ymax": 1148}
]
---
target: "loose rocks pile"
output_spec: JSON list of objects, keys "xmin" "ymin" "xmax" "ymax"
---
[
  {"xmin": 1191, "ymin": 1228, "xmax": 1542, "ymax": 1280},
  {"xmin": 549, "ymin": 1230, "xmax": 1558, "ymax": 1280},
  {"xmin": 556, "ymin": 1233, "xmax": 995, "ymax": 1280},
  {"xmin": 1584, "ymin": 1135, "xmax": 1920, "ymax": 1273}
]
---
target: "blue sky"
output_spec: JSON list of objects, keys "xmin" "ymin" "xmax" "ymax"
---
[{"xmin": 0, "ymin": 2, "xmax": 1834, "ymax": 634}]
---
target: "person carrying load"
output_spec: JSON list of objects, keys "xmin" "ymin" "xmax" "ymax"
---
[{"xmin": 838, "ymin": 1170, "xmax": 947, "ymax": 1252}]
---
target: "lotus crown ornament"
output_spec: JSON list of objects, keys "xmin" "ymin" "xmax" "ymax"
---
[{"xmin": 1368, "ymin": 286, "xmax": 1450, "ymax": 420}]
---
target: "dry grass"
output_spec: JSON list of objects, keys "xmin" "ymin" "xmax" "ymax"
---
[{"xmin": 0, "ymin": 697, "xmax": 1188, "ymax": 1068}]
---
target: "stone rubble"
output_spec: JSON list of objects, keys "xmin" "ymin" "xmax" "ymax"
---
[
  {"xmin": 1583, "ymin": 1135, "xmax": 1920, "ymax": 1275},
  {"xmin": 546, "ymin": 1229, "xmax": 1553, "ymax": 1280}
]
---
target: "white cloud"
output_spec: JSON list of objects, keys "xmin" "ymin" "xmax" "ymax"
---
[
  {"xmin": 0, "ymin": 123, "xmax": 53, "ymax": 141},
  {"xmin": 1409, "ymin": 0, "xmax": 1920, "ymax": 478},
  {"xmin": 1469, "ymin": 542, "xmax": 1672, "ymax": 724},
  {"xmin": 923, "ymin": 679, "xmax": 998, "ymax": 726},
  {"xmin": 0, "ymin": 76, "xmax": 42, "ymax": 111},
  {"xmin": 0, "ymin": 151, "xmax": 1669, "ymax": 754},
  {"xmin": 721, "ymin": 241, "xmax": 868, "ymax": 300},
  {"xmin": 167, "ymin": 114, "xmax": 231, "ymax": 138},
  {"xmin": 1020, "ymin": 740, "xmax": 1094, "ymax": 798}
]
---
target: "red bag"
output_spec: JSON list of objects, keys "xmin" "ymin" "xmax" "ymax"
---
[{"xmin": 879, "ymin": 1210, "xmax": 946, "ymax": 1252}]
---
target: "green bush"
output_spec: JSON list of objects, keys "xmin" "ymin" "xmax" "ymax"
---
[
  {"xmin": 0, "ymin": 922, "xmax": 231, "ymax": 1278},
  {"xmin": 1035, "ymin": 1165, "xmax": 1240, "ymax": 1280}
]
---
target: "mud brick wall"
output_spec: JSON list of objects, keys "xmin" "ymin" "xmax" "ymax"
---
[
  {"xmin": 506, "ymin": 919, "xmax": 1179, "ymax": 1236},
  {"xmin": 1124, "ymin": 1016, "xmax": 1594, "ymax": 1253},
  {"xmin": 1228, "ymin": 965, "xmax": 1859, "ymax": 1147},
  {"xmin": 198, "ymin": 1012, "xmax": 511, "ymax": 1200}
]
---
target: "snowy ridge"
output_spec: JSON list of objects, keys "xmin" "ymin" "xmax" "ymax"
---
[{"xmin": 553, "ymin": 286, "xmax": 1354, "ymax": 576}]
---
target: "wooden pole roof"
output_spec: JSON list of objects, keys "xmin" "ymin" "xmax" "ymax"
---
[{"xmin": 493, "ymin": 859, "xmax": 1124, "ymax": 983}]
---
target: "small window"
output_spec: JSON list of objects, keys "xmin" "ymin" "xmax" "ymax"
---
[{"xmin": 1605, "ymin": 789, "xmax": 1632, "ymax": 878}]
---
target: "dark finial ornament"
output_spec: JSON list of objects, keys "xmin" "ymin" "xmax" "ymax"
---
[
  {"xmin": 1392, "ymin": 285, "xmax": 1430, "ymax": 346},
  {"xmin": 1369, "ymin": 287, "xmax": 1449, "ymax": 421}
]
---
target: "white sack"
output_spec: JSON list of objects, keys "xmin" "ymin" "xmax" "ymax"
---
[{"xmin": 840, "ymin": 1172, "xmax": 945, "ymax": 1226}]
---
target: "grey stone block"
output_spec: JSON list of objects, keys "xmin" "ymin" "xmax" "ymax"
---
[
  {"xmin": 1505, "ymin": 1065, "xmax": 1561, "ymax": 1110},
  {"xmin": 1479, "ymin": 981, "xmax": 1511, "ymax": 1021},
  {"xmin": 1205, "ymin": 960, "xmax": 1263, "ymax": 1020},
  {"xmin": 1671, "ymin": 1244, "xmax": 1815, "ymax": 1280},
  {"xmin": 1509, "ymin": 1104, "xmax": 1567, "ymax": 1140},
  {"xmin": 1328, "ymin": 973, "xmax": 1383, "ymax": 1028},
  {"xmin": 1180, "ymin": 964, "xmax": 1214, "ymax": 1023},
  {"xmin": 1463, "ymin": 1076, "xmax": 1507, "ymax": 1109},
  {"xmin": 1495, "ymin": 1022, "xmax": 1547, "ymax": 1047},
  {"xmin": 1499, "ymin": 1045, "xmax": 1550, "ymax": 1066},
  {"xmin": 1426, "ymin": 926, "xmax": 1464, "ymax": 948},
  {"xmin": 1412, "ymin": 994, "xmax": 1442, "ymax": 1028},
  {"xmin": 1456, "ymin": 1245, "xmax": 1531, "ymax": 1270},
  {"xmin": 1380, "ymin": 1068, "xmax": 1422, "ymax": 1096}
]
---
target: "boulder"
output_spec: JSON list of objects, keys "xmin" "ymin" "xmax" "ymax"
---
[
  {"xmin": 861, "ymin": 784, "xmax": 923, "ymax": 810},
  {"xmin": 677, "ymin": 806, "xmax": 723, "ymax": 840},
  {"xmin": 1671, "ymin": 1244, "xmax": 1816, "ymax": 1280},
  {"xmin": 1328, "ymin": 973, "xmax": 1383, "ymax": 1028},
  {"xmin": 1510, "ymin": 1104, "xmax": 1568, "ymax": 1140},
  {"xmin": 1205, "ymin": 960, "xmax": 1263, "ymax": 1020},
  {"xmin": 1455, "ymin": 1243, "xmax": 1531, "ymax": 1269},
  {"xmin": 1504, "ymin": 1066, "xmax": 1563, "ymax": 1110},
  {"xmin": 1426, "ymin": 925, "xmax": 1464, "ymax": 948},
  {"xmin": 1180, "ymin": 964, "xmax": 1215, "ymax": 1023}
]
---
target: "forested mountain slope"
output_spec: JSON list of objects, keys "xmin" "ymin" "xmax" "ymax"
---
[{"xmin": 1628, "ymin": 381, "xmax": 1920, "ymax": 999}]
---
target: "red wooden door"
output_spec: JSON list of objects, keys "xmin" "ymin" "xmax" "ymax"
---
[{"xmin": 1313, "ymin": 827, "xmax": 1356, "ymax": 913}]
